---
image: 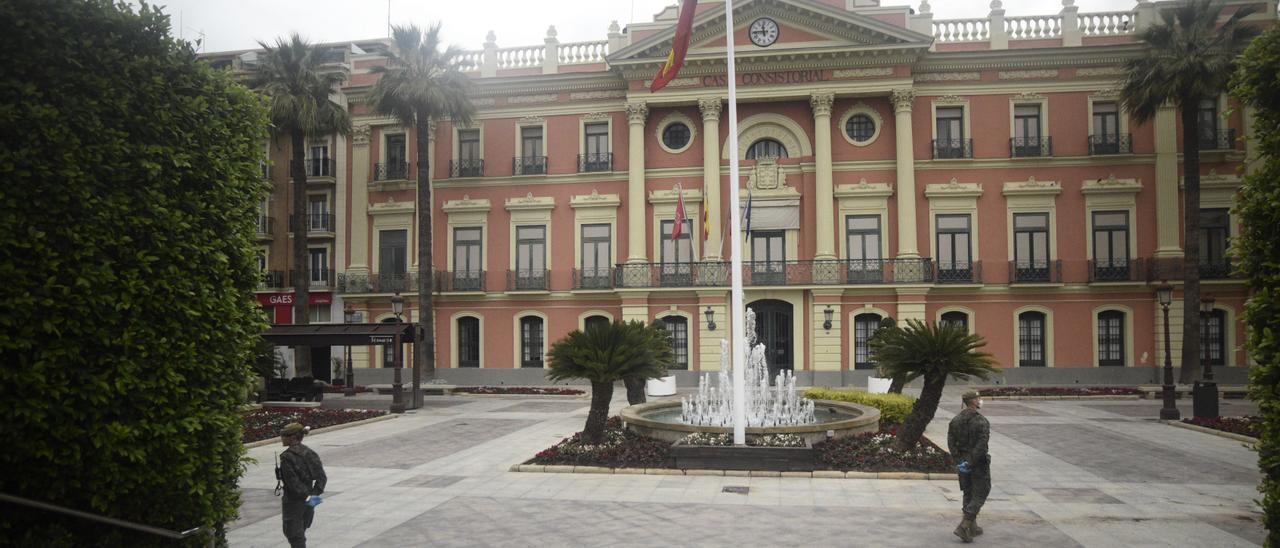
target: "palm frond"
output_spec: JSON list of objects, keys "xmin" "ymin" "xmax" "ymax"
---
[
  {"xmin": 547, "ymin": 321, "xmax": 672, "ymax": 384},
  {"xmin": 253, "ymin": 32, "xmax": 350, "ymax": 136},
  {"xmin": 871, "ymin": 319, "xmax": 998, "ymax": 383},
  {"xmin": 369, "ymin": 23, "xmax": 477, "ymax": 129}
]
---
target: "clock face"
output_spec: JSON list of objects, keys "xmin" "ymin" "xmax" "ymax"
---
[{"xmin": 749, "ymin": 17, "xmax": 779, "ymax": 47}]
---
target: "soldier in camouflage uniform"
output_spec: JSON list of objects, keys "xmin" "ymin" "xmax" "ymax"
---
[
  {"xmin": 947, "ymin": 390, "xmax": 990, "ymax": 543},
  {"xmin": 278, "ymin": 422, "xmax": 327, "ymax": 548}
]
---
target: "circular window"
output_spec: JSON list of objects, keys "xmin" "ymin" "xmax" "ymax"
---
[
  {"xmin": 746, "ymin": 138, "xmax": 788, "ymax": 160},
  {"xmin": 662, "ymin": 122, "xmax": 691, "ymax": 151},
  {"xmin": 845, "ymin": 114, "xmax": 876, "ymax": 142}
]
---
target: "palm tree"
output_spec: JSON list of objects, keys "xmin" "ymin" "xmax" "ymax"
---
[
  {"xmin": 547, "ymin": 321, "xmax": 673, "ymax": 444},
  {"xmin": 255, "ymin": 34, "xmax": 351, "ymax": 378},
  {"xmin": 871, "ymin": 319, "xmax": 997, "ymax": 451},
  {"xmin": 1120, "ymin": 0, "xmax": 1259, "ymax": 384},
  {"xmin": 368, "ymin": 24, "xmax": 475, "ymax": 395}
]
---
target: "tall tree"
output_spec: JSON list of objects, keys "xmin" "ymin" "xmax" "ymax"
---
[
  {"xmin": 871, "ymin": 320, "xmax": 998, "ymax": 451},
  {"xmin": 369, "ymin": 24, "xmax": 475, "ymax": 397},
  {"xmin": 1231, "ymin": 24, "xmax": 1280, "ymax": 545},
  {"xmin": 254, "ymin": 34, "xmax": 351, "ymax": 378},
  {"xmin": 1119, "ymin": 0, "xmax": 1258, "ymax": 383}
]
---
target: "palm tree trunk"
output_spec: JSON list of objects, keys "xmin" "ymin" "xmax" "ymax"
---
[
  {"xmin": 1178, "ymin": 103, "xmax": 1202, "ymax": 385},
  {"xmin": 623, "ymin": 376, "xmax": 647, "ymax": 405},
  {"xmin": 290, "ymin": 129, "xmax": 311, "ymax": 378},
  {"xmin": 888, "ymin": 374, "xmax": 906, "ymax": 394},
  {"xmin": 895, "ymin": 372, "xmax": 947, "ymax": 451},
  {"xmin": 414, "ymin": 117, "xmax": 435, "ymax": 406},
  {"xmin": 584, "ymin": 381, "xmax": 614, "ymax": 444}
]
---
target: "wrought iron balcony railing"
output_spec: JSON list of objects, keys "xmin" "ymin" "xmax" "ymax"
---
[
  {"xmin": 577, "ymin": 153, "xmax": 613, "ymax": 173},
  {"xmin": 1147, "ymin": 257, "xmax": 1241, "ymax": 282},
  {"xmin": 290, "ymin": 268, "xmax": 332, "ymax": 287},
  {"xmin": 442, "ymin": 270, "xmax": 485, "ymax": 292},
  {"xmin": 450, "ymin": 158, "xmax": 484, "ymax": 178},
  {"xmin": 1088, "ymin": 134, "xmax": 1131, "ymax": 155},
  {"xmin": 513, "ymin": 156, "xmax": 548, "ymax": 175},
  {"xmin": 374, "ymin": 161, "xmax": 409, "ymax": 181},
  {"xmin": 507, "ymin": 269, "xmax": 549, "ymax": 291},
  {"xmin": 935, "ymin": 261, "xmax": 982, "ymax": 284},
  {"xmin": 932, "ymin": 138, "xmax": 973, "ymax": 159},
  {"xmin": 611, "ymin": 259, "xmax": 937, "ymax": 288},
  {"xmin": 300, "ymin": 158, "xmax": 336, "ymax": 178},
  {"xmin": 291, "ymin": 214, "xmax": 334, "ymax": 233},
  {"xmin": 256, "ymin": 216, "xmax": 274, "ymax": 237},
  {"xmin": 1089, "ymin": 258, "xmax": 1141, "ymax": 282},
  {"xmin": 259, "ymin": 270, "xmax": 286, "ymax": 289},
  {"xmin": 1198, "ymin": 128, "xmax": 1237, "ymax": 151},
  {"xmin": 1010, "ymin": 136, "xmax": 1052, "ymax": 158},
  {"xmin": 1200, "ymin": 258, "xmax": 1236, "ymax": 280},
  {"xmin": 337, "ymin": 272, "xmax": 420, "ymax": 293},
  {"xmin": 1009, "ymin": 260, "xmax": 1062, "ymax": 283},
  {"xmin": 572, "ymin": 268, "xmax": 615, "ymax": 289}
]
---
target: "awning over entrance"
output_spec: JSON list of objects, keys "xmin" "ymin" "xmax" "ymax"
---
[{"xmin": 262, "ymin": 323, "xmax": 416, "ymax": 346}]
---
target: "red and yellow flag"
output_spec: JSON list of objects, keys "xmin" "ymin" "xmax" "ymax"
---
[{"xmin": 650, "ymin": 0, "xmax": 699, "ymax": 92}]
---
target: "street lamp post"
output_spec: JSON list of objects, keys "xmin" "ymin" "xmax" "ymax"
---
[
  {"xmin": 1193, "ymin": 295, "xmax": 1219, "ymax": 418},
  {"xmin": 343, "ymin": 304, "xmax": 356, "ymax": 397},
  {"xmin": 1156, "ymin": 283, "xmax": 1180, "ymax": 421},
  {"xmin": 390, "ymin": 293, "xmax": 405, "ymax": 414}
]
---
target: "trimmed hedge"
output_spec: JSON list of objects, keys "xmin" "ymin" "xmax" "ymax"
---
[
  {"xmin": 0, "ymin": 1, "xmax": 267, "ymax": 545},
  {"xmin": 804, "ymin": 388, "xmax": 916, "ymax": 424}
]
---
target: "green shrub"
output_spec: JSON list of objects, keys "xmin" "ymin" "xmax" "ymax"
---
[
  {"xmin": 805, "ymin": 388, "xmax": 916, "ymax": 424},
  {"xmin": 0, "ymin": 1, "xmax": 267, "ymax": 545}
]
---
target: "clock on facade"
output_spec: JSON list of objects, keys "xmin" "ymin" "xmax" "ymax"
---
[{"xmin": 749, "ymin": 17, "xmax": 779, "ymax": 47}]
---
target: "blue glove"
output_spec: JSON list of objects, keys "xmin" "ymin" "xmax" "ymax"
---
[
  {"xmin": 957, "ymin": 461, "xmax": 971, "ymax": 474},
  {"xmin": 306, "ymin": 495, "xmax": 323, "ymax": 507}
]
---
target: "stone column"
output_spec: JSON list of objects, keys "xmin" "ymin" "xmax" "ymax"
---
[
  {"xmin": 891, "ymin": 89, "xmax": 920, "ymax": 258},
  {"xmin": 698, "ymin": 97, "xmax": 723, "ymax": 260},
  {"xmin": 811, "ymin": 92, "xmax": 837, "ymax": 260},
  {"xmin": 349, "ymin": 124, "xmax": 371, "ymax": 276},
  {"xmin": 626, "ymin": 101, "xmax": 649, "ymax": 263},
  {"xmin": 1154, "ymin": 104, "xmax": 1182, "ymax": 258}
]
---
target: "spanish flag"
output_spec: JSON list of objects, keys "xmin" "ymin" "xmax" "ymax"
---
[{"xmin": 650, "ymin": 0, "xmax": 699, "ymax": 92}]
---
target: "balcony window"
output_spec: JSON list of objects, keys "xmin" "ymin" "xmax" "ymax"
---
[
  {"xmin": 1012, "ymin": 213, "xmax": 1051, "ymax": 282},
  {"xmin": 581, "ymin": 123, "xmax": 611, "ymax": 172},
  {"xmin": 934, "ymin": 106, "xmax": 967, "ymax": 159},
  {"xmin": 750, "ymin": 230, "xmax": 785, "ymax": 285},
  {"xmin": 452, "ymin": 129, "xmax": 483, "ymax": 177},
  {"xmin": 453, "ymin": 227, "xmax": 483, "ymax": 291},
  {"xmin": 845, "ymin": 215, "xmax": 881, "ymax": 283},
  {"xmin": 580, "ymin": 224, "xmax": 611, "ymax": 289},
  {"xmin": 309, "ymin": 248, "xmax": 329, "ymax": 285},
  {"xmin": 379, "ymin": 229, "xmax": 408, "ymax": 292},
  {"xmin": 1197, "ymin": 98, "xmax": 1220, "ymax": 149},
  {"xmin": 1199, "ymin": 208, "xmax": 1231, "ymax": 278},
  {"xmin": 1011, "ymin": 105, "xmax": 1048, "ymax": 157},
  {"xmin": 515, "ymin": 127, "xmax": 546, "ymax": 175},
  {"xmin": 307, "ymin": 145, "xmax": 332, "ymax": 177},
  {"xmin": 936, "ymin": 214, "xmax": 972, "ymax": 282},
  {"xmin": 1092, "ymin": 211, "xmax": 1130, "ymax": 281},
  {"xmin": 660, "ymin": 219, "xmax": 693, "ymax": 286},
  {"xmin": 308, "ymin": 195, "xmax": 330, "ymax": 232},
  {"xmin": 515, "ymin": 225, "xmax": 546, "ymax": 290},
  {"xmin": 1090, "ymin": 102, "xmax": 1127, "ymax": 154}
]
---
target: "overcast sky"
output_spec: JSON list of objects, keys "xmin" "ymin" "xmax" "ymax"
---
[{"xmin": 139, "ymin": 0, "xmax": 1141, "ymax": 54}]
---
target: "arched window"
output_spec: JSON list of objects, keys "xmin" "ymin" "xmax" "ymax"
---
[
  {"xmin": 457, "ymin": 317, "xmax": 480, "ymax": 368},
  {"xmin": 1097, "ymin": 310, "xmax": 1125, "ymax": 367},
  {"xmin": 1018, "ymin": 311, "xmax": 1047, "ymax": 367},
  {"xmin": 661, "ymin": 316, "xmax": 689, "ymax": 370},
  {"xmin": 584, "ymin": 315, "xmax": 610, "ymax": 332},
  {"xmin": 854, "ymin": 313, "xmax": 882, "ymax": 370},
  {"xmin": 746, "ymin": 138, "xmax": 788, "ymax": 160},
  {"xmin": 941, "ymin": 311, "xmax": 969, "ymax": 333},
  {"xmin": 519, "ymin": 316, "xmax": 544, "ymax": 368},
  {"xmin": 1200, "ymin": 309, "xmax": 1226, "ymax": 366}
]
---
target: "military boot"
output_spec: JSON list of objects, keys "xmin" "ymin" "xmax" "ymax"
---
[
  {"xmin": 953, "ymin": 519, "xmax": 974, "ymax": 543},
  {"xmin": 972, "ymin": 520, "xmax": 983, "ymax": 536}
]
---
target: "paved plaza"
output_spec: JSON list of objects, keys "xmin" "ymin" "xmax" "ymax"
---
[{"xmin": 230, "ymin": 390, "xmax": 1263, "ymax": 547}]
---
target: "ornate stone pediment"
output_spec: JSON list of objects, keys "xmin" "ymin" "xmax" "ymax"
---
[
  {"xmin": 1083, "ymin": 174, "xmax": 1142, "ymax": 195},
  {"xmin": 648, "ymin": 187, "xmax": 703, "ymax": 205},
  {"xmin": 442, "ymin": 194, "xmax": 492, "ymax": 213},
  {"xmin": 925, "ymin": 177, "xmax": 983, "ymax": 198},
  {"xmin": 504, "ymin": 192, "xmax": 555, "ymax": 211},
  {"xmin": 1002, "ymin": 176, "xmax": 1061, "ymax": 197},
  {"xmin": 570, "ymin": 189, "xmax": 621, "ymax": 209},
  {"xmin": 835, "ymin": 177, "xmax": 894, "ymax": 198}
]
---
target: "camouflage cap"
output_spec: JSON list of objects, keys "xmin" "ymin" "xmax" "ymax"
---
[
  {"xmin": 961, "ymin": 390, "xmax": 981, "ymax": 402},
  {"xmin": 280, "ymin": 422, "xmax": 307, "ymax": 437}
]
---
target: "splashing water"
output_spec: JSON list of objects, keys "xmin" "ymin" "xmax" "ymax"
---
[{"xmin": 679, "ymin": 308, "xmax": 816, "ymax": 427}]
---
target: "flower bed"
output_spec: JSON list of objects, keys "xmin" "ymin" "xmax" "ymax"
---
[
  {"xmin": 243, "ymin": 408, "xmax": 386, "ymax": 443},
  {"xmin": 813, "ymin": 423, "xmax": 954, "ymax": 473},
  {"xmin": 455, "ymin": 386, "xmax": 585, "ymax": 396},
  {"xmin": 977, "ymin": 386, "xmax": 1143, "ymax": 397},
  {"xmin": 1183, "ymin": 416, "xmax": 1261, "ymax": 438},
  {"xmin": 675, "ymin": 432, "xmax": 806, "ymax": 448},
  {"xmin": 526, "ymin": 417, "xmax": 670, "ymax": 468}
]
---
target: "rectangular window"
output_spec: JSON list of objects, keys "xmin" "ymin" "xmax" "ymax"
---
[
  {"xmin": 457, "ymin": 317, "xmax": 480, "ymax": 368},
  {"xmin": 309, "ymin": 304, "xmax": 331, "ymax": 324},
  {"xmin": 1091, "ymin": 102, "xmax": 1123, "ymax": 154},
  {"xmin": 1092, "ymin": 211, "xmax": 1130, "ymax": 281},
  {"xmin": 308, "ymin": 195, "xmax": 330, "ymax": 231},
  {"xmin": 935, "ymin": 214, "xmax": 972, "ymax": 282},
  {"xmin": 521, "ymin": 127, "xmax": 543, "ymax": 158},
  {"xmin": 453, "ymin": 227, "xmax": 482, "ymax": 288},
  {"xmin": 580, "ymin": 224, "xmax": 611, "ymax": 288},
  {"xmin": 935, "ymin": 106, "xmax": 965, "ymax": 158},
  {"xmin": 846, "ymin": 215, "xmax": 882, "ymax": 282},
  {"xmin": 1012, "ymin": 105, "xmax": 1045, "ymax": 157},
  {"xmin": 1098, "ymin": 311, "xmax": 1125, "ymax": 366},
  {"xmin": 379, "ymin": 229, "xmax": 408, "ymax": 292},
  {"xmin": 582, "ymin": 123, "xmax": 610, "ymax": 172},
  {"xmin": 458, "ymin": 129, "xmax": 480, "ymax": 161},
  {"xmin": 660, "ymin": 219, "xmax": 693, "ymax": 286},
  {"xmin": 515, "ymin": 225, "xmax": 546, "ymax": 290},
  {"xmin": 1200, "ymin": 208, "xmax": 1231, "ymax": 278},
  {"xmin": 662, "ymin": 316, "xmax": 689, "ymax": 370},
  {"xmin": 309, "ymin": 248, "xmax": 328, "ymax": 285},
  {"xmin": 854, "ymin": 314, "xmax": 881, "ymax": 369},
  {"xmin": 1200, "ymin": 309, "xmax": 1225, "ymax": 366},
  {"xmin": 520, "ymin": 317, "xmax": 543, "ymax": 368},
  {"xmin": 1012, "ymin": 213, "xmax": 1050, "ymax": 282},
  {"xmin": 386, "ymin": 134, "xmax": 406, "ymax": 166},
  {"xmin": 1018, "ymin": 312, "xmax": 1046, "ymax": 367},
  {"xmin": 308, "ymin": 144, "xmax": 331, "ymax": 177},
  {"xmin": 751, "ymin": 230, "xmax": 786, "ymax": 284},
  {"xmin": 1198, "ymin": 98, "xmax": 1219, "ymax": 148}
]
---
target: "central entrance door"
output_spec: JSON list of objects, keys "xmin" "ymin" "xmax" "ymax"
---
[{"xmin": 750, "ymin": 299, "xmax": 793, "ymax": 380}]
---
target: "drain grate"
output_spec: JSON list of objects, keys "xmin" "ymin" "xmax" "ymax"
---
[{"xmin": 722, "ymin": 486, "xmax": 750, "ymax": 495}]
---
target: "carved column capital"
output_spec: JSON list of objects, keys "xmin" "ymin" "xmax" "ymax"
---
[
  {"xmin": 625, "ymin": 101, "xmax": 649, "ymax": 124},
  {"xmin": 698, "ymin": 97, "xmax": 722, "ymax": 122},
  {"xmin": 352, "ymin": 124, "xmax": 371, "ymax": 145},
  {"xmin": 891, "ymin": 88, "xmax": 917, "ymax": 113},
  {"xmin": 809, "ymin": 92, "xmax": 835, "ymax": 118}
]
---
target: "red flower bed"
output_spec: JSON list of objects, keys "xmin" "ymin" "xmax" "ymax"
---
[
  {"xmin": 526, "ymin": 417, "xmax": 670, "ymax": 468},
  {"xmin": 978, "ymin": 386, "xmax": 1143, "ymax": 397},
  {"xmin": 243, "ymin": 408, "xmax": 386, "ymax": 443},
  {"xmin": 1183, "ymin": 416, "xmax": 1261, "ymax": 438},
  {"xmin": 813, "ymin": 423, "xmax": 955, "ymax": 473},
  {"xmin": 455, "ymin": 386, "xmax": 585, "ymax": 396}
]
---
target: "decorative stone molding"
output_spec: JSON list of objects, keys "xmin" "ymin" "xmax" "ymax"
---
[
  {"xmin": 925, "ymin": 178, "xmax": 984, "ymax": 198},
  {"xmin": 728, "ymin": 113, "xmax": 812, "ymax": 159},
  {"xmin": 570, "ymin": 189, "xmax": 622, "ymax": 208},
  {"xmin": 1082, "ymin": 174, "xmax": 1142, "ymax": 195},
  {"xmin": 504, "ymin": 192, "xmax": 556, "ymax": 211},
  {"xmin": 569, "ymin": 90, "xmax": 626, "ymax": 100},
  {"xmin": 750, "ymin": 159, "xmax": 788, "ymax": 191},
  {"xmin": 698, "ymin": 97, "xmax": 722, "ymax": 122},
  {"xmin": 470, "ymin": 97, "xmax": 497, "ymax": 106},
  {"xmin": 810, "ymin": 92, "xmax": 835, "ymax": 117},
  {"xmin": 1012, "ymin": 92, "xmax": 1046, "ymax": 101},
  {"xmin": 998, "ymin": 69, "xmax": 1059, "ymax": 80},
  {"xmin": 838, "ymin": 103, "xmax": 884, "ymax": 147},
  {"xmin": 1002, "ymin": 176, "xmax": 1062, "ymax": 196},
  {"xmin": 934, "ymin": 94, "xmax": 965, "ymax": 104},
  {"xmin": 442, "ymin": 195, "xmax": 493, "ymax": 214},
  {"xmin": 648, "ymin": 187, "xmax": 703, "ymax": 205},
  {"xmin": 834, "ymin": 178, "xmax": 894, "ymax": 198},
  {"xmin": 626, "ymin": 101, "xmax": 649, "ymax": 124},
  {"xmin": 891, "ymin": 88, "xmax": 916, "ymax": 113},
  {"xmin": 915, "ymin": 72, "xmax": 981, "ymax": 82},
  {"xmin": 1179, "ymin": 169, "xmax": 1242, "ymax": 191},
  {"xmin": 833, "ymin": 67, "xmax": 894, "ymax": 79},
  {"xmin": 1076, "ymin": 67, "xmax": 1125, "ymax": 77},
  {"xmin": 641, "ymin": 77, "xmax": 699, "ymax": 89},
  {"xmin": 518, "ymin": 115, "xmax": 546, "ymax": 125},
  {"xmin": 509, "ymin": 94, "xmax": 559, "ymax": 104},
  {"xmin": 370, "ymin": 197, "xmax": 415, "ymax": 215},
  {"xmin": 580, "ymin": 112, "xmax": 611, "ymax": 121},
  {"xmin": 655, "ymin": 111, "xmax": 698, "ymax": 154},
  {"xmin": 351, "ymin": 124, "xmax": 371, "ymax": 145}
]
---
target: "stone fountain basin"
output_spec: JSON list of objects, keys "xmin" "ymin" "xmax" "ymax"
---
[{"xmin": 621, "ymin": 399, "xmax": 880, "ymax": 446}]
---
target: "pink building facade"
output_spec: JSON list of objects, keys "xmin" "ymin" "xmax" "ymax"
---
[{"xmin": 219, "ymin": 0, "xmax": 1277, "ymax": 386}]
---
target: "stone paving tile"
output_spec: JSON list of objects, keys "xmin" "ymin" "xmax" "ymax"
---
[
  {"xmin": 1081, "ymin": 401, "xmax": 1259, "ymax": 418},
  {"xmin": 487, "ymin": 401, "xmax": 588, "ymax": 413},
  {"xmin": 978, "ymin": 402, "xmax": 1052, "ymax": 416},
  {"xmin": 393, "ymin": 474, "xmax": 465, "ymax": 489},
  {"xmin": 321, "ymin": 418, "xmax": 539, "ymax": 469},
  {"xmin": 230, "ymin": 488, "xmax": 279, "ymax": 531},
  {"xmin": 1035, "ymin": 487, "xmax": 1123, "ymax": 504}
]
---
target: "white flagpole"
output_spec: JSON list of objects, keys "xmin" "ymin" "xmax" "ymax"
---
[{"xmin": 723, "ymin": 0, "xmax": 747, "ymax": 446}]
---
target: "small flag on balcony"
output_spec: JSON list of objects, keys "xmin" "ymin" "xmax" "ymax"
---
[
  {"xmin": 650, "ymin": 0, "xmax": 698, "ymax": 92},
  {"xmin": 672, "ymin": 185, "xmax": 686, "ymax": 241},
  {"xmin": 742, "ymin": 188, "xmax": 753, "ymax": 239}
]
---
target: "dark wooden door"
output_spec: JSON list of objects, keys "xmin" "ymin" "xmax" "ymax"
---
[{"xmin": 751, "ymin": 299, "xmax": 793, "ymax": 380}]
